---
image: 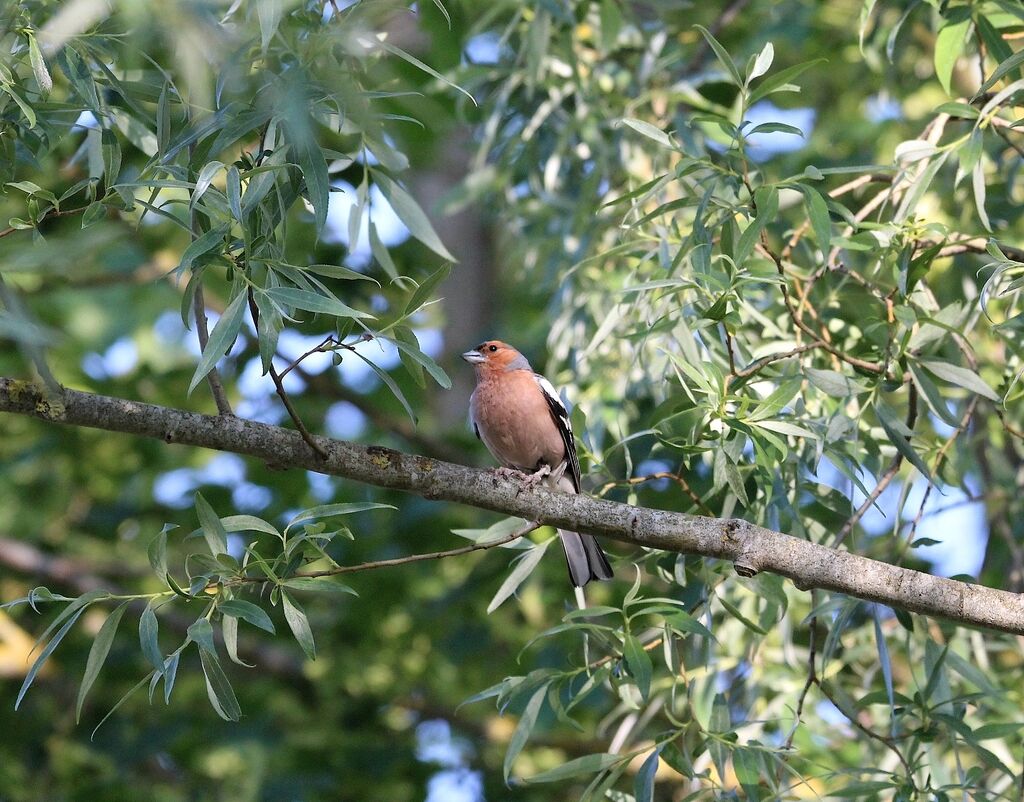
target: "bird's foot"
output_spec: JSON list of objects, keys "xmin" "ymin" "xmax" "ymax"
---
[{"xmin": 520, "ymin": 463, "xmax": 552, "ymax": 490}]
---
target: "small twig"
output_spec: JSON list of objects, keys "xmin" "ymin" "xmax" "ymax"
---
[
  {"xmin": 0, "ymin": 205, "xmax": 92, "ymax": 239},
  {"xmin": 277, "ymin": 336, "xmax": 340, "ymax": 379},
  {"xmin": 246, "ymin": 289, "xmax": 327, "ymax": 459},
  {"xmin": 903, "ymin": 395, "xmax": 978, "ymax": 550},
  {"xmin": 778, "ymin": 613, "xmax": 818, "ymax": 783},
  {"xmin": 599, "ymin": 468, "xmax": 714, "ymax": 516},
  {"xmin": 761, "ymin": 233, "xmax": 886, "ymax": 376},
  {"xmin": 733, "ymin": 343, "xmax": 821, "ymax": 380},
  {"xmin": 234, "ymin": 520, "xmax": 539, "ymax": 582},
  {"xmin": 191, "ymin": 285, "xmax": 233, "ymax": 415},
  {"xmin": 816, "ymin": 679, "xmax": 915, "ymax": 780},
  {"xmin": 834, "ymin": 382, "xmax": 919, "ymax": 548},
  {"xmin": 723, "ymin": 326, "xmax": 737, "ymax": 375}
]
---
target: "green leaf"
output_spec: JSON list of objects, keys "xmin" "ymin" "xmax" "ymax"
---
[
  {"xmin": 694, "ymin": 24, "xmax": 742, "ymax": 85},
  {"xmin": 504, "ymin": 684, "xmax": 548, "ymax": 781},
  {"xmin": 139, "ymin": 603, "xmax": 164, "ymax": 670},
  {"xmin": 91, "ymin": 672, "xmax": 154, "ymax": 740},
  {"xmin": 733, "ymin": 748, "xmax": 763, "ymax": 800},
  {"xmin": 525, "ymin": 752, "xmax": 622, "ymax": 783},
  {"xmin": 220, "ymin": 515, "xmax": 281, "ymax": 537},
  {"xmin": 909, "ymin": 362, "xmax": 961, "ymax": 427},
  {"xmin": 921, "ymin": 359, "xmax": 1001, "ymax": 401},
  {"xmin": 747, "ymin": 121, "xmax": 804, "ymax": 136},
  {"xmin": 219, "ymin": 599, "xmax": 275, "ymax": 633},
  {"xmin": 263, "ymin": 287, "xmax": 375, "ymax": 320},
  {"xmin": 403, "ymin": 263, "xmax": 452, "ymax": 316},
  {"xmin": 805, "ymin": 367, "xmax": 870, "ymax": 396},
  {"xmin": 623, "ymin": 634, "xmax": 653, "ymax": 699},
  {"xmin": 619, "ymin": 118, "xmax": 674, "ymax": 148},
  {"xmin": 977, "ymin": 47, "xmax": 1024, "ymax": 96},
  {"xmin": 76, "ymin": 602, "xmax": 129, "ymax": 723},
  {"xmin": 199, "ymin": 645, "xmax": 241, "ymax": 721},
  {"xmin": 187, "ymin": 290, "xmax": 244, "ymax": 397},
  {"xmin": 285, "ymin": 502, "xmax": 395, "ymax": 532},
  {"xmin": 26, "ymin": 32, "xmax": 52, "ymax": 95},
  {"xmin": 876, "ymin": 404, "xmax": 932, "ymax": 479},
  {"xmin": 176, "ymin": 226, "xmax": 229, "ymax": 278},
  {"xmin": 934, "ymin": 9, "xmax": 972, "ymax": 96},
  {"xmin": 373, "ymin": 172, "xmax": 456, "ymax": 261},
  {"xmin": 16, "ymin": 605, "xmax": 86, "ymax": 710},
  {"xmin": 350, "ymin": 347, "xmax": 417, "ymax": 423},
  {"xmin": 291, "ymin": 128, "xmax": 329, "ymax": 232},
  {"xmin": 194, "ymin": 492, "xmax": 228, "ymax": 556},
  {"xmin": 281, "ymin": 590, "xmax": 316, "ymax": 660},
  {"xmin": 280, "ymin": 577, "xmax": 358, "ymax": 594},
  {"xmin": 797, "ymin": 183, "xmax": 831, "ymax": 253},
  {"xmin": 748, "ymin": 58, "xmax": 826, "ymax": 105},
  {"xmin": 221, "ymin": 613, "xmax": 250, "ymax": 667},
  {"xmin": 377, "ymin": 40, "xmax": 476, "ymax": 106},
  {"xmin": 633, "ymin": 751, "xmax": 659, "ymax": 802},
  {"xmin": 487, "ymin": 541, "xmax": 550, "ymax": 613}
]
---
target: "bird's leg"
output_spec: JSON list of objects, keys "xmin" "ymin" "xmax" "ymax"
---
[{"xmin": 520, "ymin": 462, "xmax": 552, "ymax": 489}]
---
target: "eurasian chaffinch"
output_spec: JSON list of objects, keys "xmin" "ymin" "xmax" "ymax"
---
[{"xmin": 462, "ymin": 340, "xmax": 613, "ymax": 588}]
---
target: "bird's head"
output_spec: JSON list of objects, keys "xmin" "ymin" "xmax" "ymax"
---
[{"xmin": 461, "ymin": 340, "xmax": 531, "ymax": 373}]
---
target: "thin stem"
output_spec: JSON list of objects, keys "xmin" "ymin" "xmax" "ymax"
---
[{"xmin": 231, "ymin": 521, "xmax": 539, "ymax": 584}]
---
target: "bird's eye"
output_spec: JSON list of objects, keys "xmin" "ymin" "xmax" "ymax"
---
[{"xmin": 488, "ymin": 345, "xmax": 498, "ymax": 352}]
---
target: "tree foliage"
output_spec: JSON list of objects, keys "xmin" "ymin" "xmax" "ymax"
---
[{"xmin": 1, "ymin": 0, "xmax": 1023, "ymax": 800}]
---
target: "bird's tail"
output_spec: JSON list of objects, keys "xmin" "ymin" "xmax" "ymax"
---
[
  {"xmin": 551, "ymin": 472, "xmax": 613, "ymax": 587},
  {"xmin": 558, "ymin": 529, "xmax": 613, "ymax": 588}
]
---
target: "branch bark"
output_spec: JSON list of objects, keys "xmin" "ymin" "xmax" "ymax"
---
[{"xmin": 2, "ymin": 377, "xmax": 1023, "ymax": 634}]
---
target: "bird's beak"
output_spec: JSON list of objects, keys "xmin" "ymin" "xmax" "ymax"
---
[{"xmin": 461, "ymin": 349, "xmax": 485, "ymax": 364}]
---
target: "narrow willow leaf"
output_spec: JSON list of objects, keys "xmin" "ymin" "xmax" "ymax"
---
[
  {"xmin": 281, "ymin": 590, "xmax": 316, "ymax": 659},
  {"xmin": 504, "ymin": 684, "xmax": 548, "ymax": 781},
  {"xmin": 525, "ymin": 752, "xmax": 622, "ymax": 784},
  {"xmin": 908, "ymin": 362, "xmax": 960, "ymax": 427},
  {"xmin": 487, "ymin": 541, "xmax": 550, "ymax": 613},
  {"xmin": 619, "ymin": 118, "xmax": 673, "ymax": 148},
  {"xmin": 876, "ymin": 405, "xmax": 932, "ymax": 479},
  {"xmin": 373, "ymin": 172, "xmax": 456, "ymax": 261},
  {"xmin": 281, "ymin": 577, "xmax": 358, "ymax": 594},
  {"xmin": 221, "ymin": 614, "xmax": 252, "ymax": 667},
  {"xmin": 872, "ymin": 606, "xmax": 896, "ymax": 735},
  {"xmin": 403, "ymin": 263, "xmax": 452, "ymax": 315},
  {"xmin": 934, "ymin": 10, "xmax": 972, "ymax": 96},
  {"xmin": 264, "ymin": 287, "xmax": 374, "ymax": 320},
  {"xmin": 16, "ymin": 606, "xmax": 86, "ymax": 710},
  {"xmin": 389, "ymin": 336, "xmax": 452, "ymax": 389},
  {"xmin": 285, "ymin": 502, "xmax": 395, "ymax": 532},
  {"xmin": 377, "ymin": 40, "xmax": 476, "ymax": 106},
  {"xmin": 694, "ymin": 24, "xmax": 742, "ymax": 85},
  {"xmin": 976, "ymin": 47, "xmax": 1024, "ymax": 96},
  {"xmin": 921, "ymin": 359, "xmax": 1001, "ymax": 401},
  {"xmin": 139, "ymin": 604, "xmax": 164, "ymax": 670},
  {"xmin": 748, "ymin": 58, "xmax": 826, "ymax": 105},
  {"xmin": 187, "ymin": 287, "xmax": 244, "ymax": 395},
  {"xmin": 194, "ymin": 491, "xmax": 228, "ymax": 556},
  {"xmin": 76, "ymin": 602, "xmax": 129, "ymax": 722},
  {"xmin": 623, "ymin": 634, "xmax": 653, "ymax": 699},
  {"xmin": 199, "ymin": 646, "xmax": 242, "ymax": 721},
  {"xmin": 220, "ymin": 515, "xmax": 280, "ymax": 537},
  {"xmin": 292, "ymin": 131, "xmax": 328, "ymax": 232},
  {"xmin": 219, "ymin": 599, "xmax": 275, "ymax": 633},
  {"xmin": 91, "ymin": 672, "xmax": 154, "ymax": 740}
]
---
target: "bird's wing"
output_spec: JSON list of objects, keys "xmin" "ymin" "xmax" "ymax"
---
[{"xmin": 534, "ymin": 373, "xmax": 581, "ymax": 492}]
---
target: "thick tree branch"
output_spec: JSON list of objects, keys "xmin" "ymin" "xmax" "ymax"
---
[{"xmin": 2, "ymin": 377, "xmax": 1024, "ymax": 634}]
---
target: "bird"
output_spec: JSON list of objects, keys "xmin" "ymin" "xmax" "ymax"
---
[{"xmin": 462, "ymin": 340, "xmax": 613, "ymax": 588}]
